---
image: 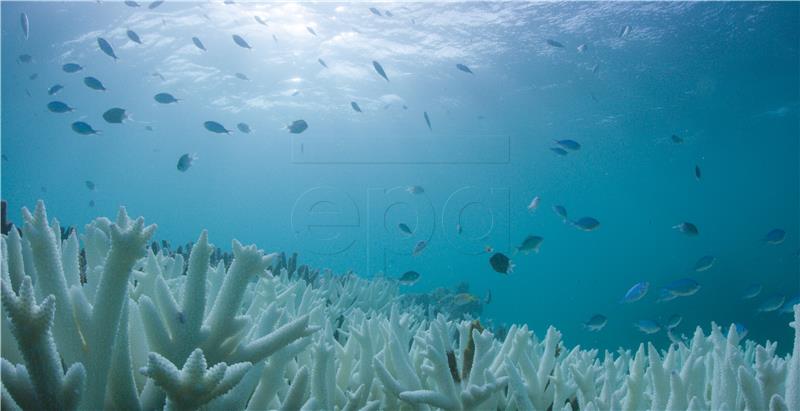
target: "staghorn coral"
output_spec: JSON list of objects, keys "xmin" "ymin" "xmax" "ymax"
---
[{"xmin": 1, "ymin": 201, "xmax": 799, "ymax": 411}]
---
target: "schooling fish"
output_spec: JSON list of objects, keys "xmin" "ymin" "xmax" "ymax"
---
[
  {"xmin": 577, "ymin": 43, "xmax": 587, "ymax": 53},
  {"xmin": 48, "ymin": 84, "xmax": 63, "ymax": 95},
  {"xmin": 515, "ymin": 235, "xmax": 543, "ymax": 254},
  {"xmin": 177, "ymin": 153, "xmax": 197, "ymax": 172},
  {"xmin": 572, "ymin": 217, "xmax": 600, "ymax": 231},
  {"xmin": 235, "ymin": 72, "xmax": 249, "ymax": 80},
  {"xmin": 553, "ymin": 205, "xmax": 568, "ymax": 222},
  {"xmin": 546, "ymin": 39, "xmax": 564, "ymax": 48},
  {"xmin": 656, "ymin": 288, "xmax": 679, "ymax": 303},
  {"xmin": 412, "ymin": 240, "xmax": 427, "ymax": 256},
  {"xmin": 694, "ymin": 165, "xmax": 701, "ymax": 180},
  {"xmin": 84, "ymin": 76, "xmax": 107, "ymax": 91},
  {"xmin": 671, "ymin": 134, "xmax": 684, "ymax": 144},
  {"xmin": 318, "ymin": 58, "xmax": 328, "ymax": 68},
  {"xmin": 619, "ymin": 25, "xmax": 632, "ymax": 38},
  {"xmin": 555, "ymin": 139, "xmax": 581, "ymax": 151},
  {"xmin": 757, "ymin": 295, "xmax": 785, "ymax": 313},
  {"xmin": 192, "ymin": 37, "xmax": 207, "ymax": 51},
  {"xmin": 780, "ymin": 295, "xmax": 799, "ymax": 314},
  {"xmin": 47, "ymin": 101, "xmax": 74, "ymax": 113},
  {"xmin": 673, "ymin": 222, "xmax": 699, "ymax": 236},
  {"xmin": 398, "ymin": 270, "xmax": 420, "ymax": 285},
  {"xmin": 583, "ymin": 314, "xmax": 607, "ymax": 331},
  {"xmin": 62, "ymin": 63, "xmax": 83, "ymax": 73},
  {"xmin": 307, "ymin": 26, "xmax": 317, "ymax": 36},
  {"xmin": 102, "ymin": 107, "xmax": 128, "ymax": 124},
  {"xmin": 763, "ymin": 228, "xmax": 786, "ymax": 245},
  {"xmin": 634, "ymin": 320, "xmax": 661, "ymax": 334},
  {"xmin": 662, "ymin": 278, "xmax": 700, "ymax": 297},
  {"xmin": 550, "ymin": 147, "xmax": 568, "ymax": 156},
  {"xmin": 406, "ymin": 185, "xmax": 424, "ymax": 194},
  {"xmin": 454, "ymin": 293, "xmax": 478, "ymax": 306},
  {"xmin": 666, "ymin": 314, "xmax": 682, "ymax": 329},
  {"xmin": 154, "ymin": 92, "xmax": 180, "ymax": 103},
  {"xmin": 254, "ymin": 16, "xmax": 268, "ymax": 26},
  {"xmin": 232, "ymin": 34, "xmax": 252, "ymax": 49},
  {"xmin": 72, "ymin": 122, "xmax": 100, "ymax": 135},
  {"xmin": 18, "ymin": 54, "xmax": 33, "ymax": 63},
  {"xmin": 742, "ymin": 283, "xmax": 762, "ymax": 300},
  {"xmin": 527, "ymin": 196, "xmax": 540, "ymax": 212},
  {"xmin": 398, "ymin": 223, "xmax": 412, "ymax": 235},
  {"xmin": 620, "ymin": 281, "xmax": 649, "ymax": 303},
  {"xmin": 124, "ymin": 0, "xmax": 140, "ymax": 7},
  {"xmin": 424, "ymin": 112, "xmax": 432, "ymax": 131},
  {"xmin": 237, "ymin": 123, "xmax": 251, "ymax": 133},
  {"xmin": 89, "ymin": 200, "xmax": 95, "ymax": 208},
  {"xmin": 21, "ymin": 13, "xmax": 29, "ymax": 40},
  {"xmin": 489, "ymin": 252, "xmax": 513, "ymax": 275},
  {"xmin": 456, "ymin": 63, "xmax": 473, "ymax": 74},
  {"xmin": 732, "ymin": 323, "xmax": 748, "ymax": 339},
  {"xmin": 287, "ymin": 120, "xmax": 308, "ymax": 134},
  {"xmin": 351, "ymin": 101, "xmax": 362, "ymax": 112},
  {"xmin": 127, "ymin": 29, "xmax": 142, "ymax": 44},
  {"xmin": 385, "ymin": 10, "xmax": 393, "ymax": 17},
  {"xmin": 97, "ymin": 37, "xmax": 117, "ymax": 60},
  {"xmin": 148, "ymin": 0, "xmax": 164, "ymax": 9},
  {"xmin": 373, "ymin": 60, "xmax": 389, "ymax": 81},
  {"xmin": 204, "ymin": 121, "xmax": 231, "ymax": 134},
  {"xmin": 369, "ymin": 7, "xmax": 382, "ymax": 16},
  {"xmin": 693, "ymin": 255, "xmax": 715, "ymax": 272},
  {"xmin": 85, "ymin": 180, "xmax": 96, "ymax": 190}
]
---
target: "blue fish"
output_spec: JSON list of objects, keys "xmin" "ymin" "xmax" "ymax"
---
[
  {"xmin": 732, "ymin": 323, "xmax": 748, "ymax": 339},
  {"xmin": 424, "ymin": 112, "xmax": 432, "ymax": 131},
  {"xmin": 662, "ymin": 278, "xmax": 700, "ymax": 297},
  {"xmin": 204, "ymin": 121, "xmax": 231, "ymax": 134},
  {"xmin": 552, "ymin": 205, "xmax": 568, "ymax": 222},
  {"xmin": 546, "ymin": 39, "xmax": 564, "ymax": 48},
  {"xmin": 621, "ymin": 281, "xmax": 649, "ymax": 303},
  {"xmin": 555, "ymin": 139, "xmax": 581, "ymax": 151},
  {"xmin": 369, "ymin": 7, "xmax": 382, "ymax": 16},
  {"xmin": 148, "ymin": 0, "xmax": 164, "ymax": 9},
  {"xmin": 693, "ymin": 255, "xmax": 715, "ymax": 272},
  {"xmin": 154, "ymin": 92, "xmax": 180, "ymax": 104},
  {"xmin": 456, "ymin": 63, "xmax": 473, "ymax": 74},
  {"xmin": 18, "ymin": 54, "xmax": 33, "ymax": 63},
  {"xmin": 656, "ymin": 288, "xmax": 678, "ymax": 303},
  {"xmin": 780, "ymin": 295, "xmax": 799, "ymax": 314},
  {"xmin": 71, "ymin": 121, "xmax": 100, "ymax": 135},
  {"xmin": 48, "ymin": 84, "xmax": 63, "ymax": 95},
  {"xmin": 97, "ymin": 37, "xmax": 117, "ymax": 60},
  {"xmin": 673, "ymin": 222, "xmax": 699, "ymax": 236},
  {"xmin": 254, "ymin": 16, "xmax": 268, "ymax": 26},
  {"xmin": 21, "ymin": 13, "xmax": 29, "ymax": 40},
  {"xmin": 634, "ymin": 320, "xmax": 661, "ymax": 334},
  {"xmin": 550, "ymin": 147, "xmax": 568, "ymax": 156},
  {"xmin": 232, "ymin": 34, "xmax": 251, "ymax": 49},
  {"xmin": 763, "ymin": 228, "xmax": 786, "ymax": 245},
  {"xmin": 237, "ymin": 123, "xmax": 251, "ymax": 133},
  {"xmin": 177, "ymin": 153, "xmax": 197, "ymax": 172},
  {"xmin": 307, "ymin": 26, "xmax": 317, "ymax": 36},
  {"xmin": 102, "ymin": 108, "xmax": 127, "ymax": 124},
  {"xmin": 62, "ymin": 63, "xmax": 83, "ymax": 73},
  {"xmin": 572, "ymin": 217, "xmax": 600, "ymax": 231},
  {"xmin": 742, "ymin": 283, "xmax": 762, "ymax": 300},
  {"xmin": 318, "ymin": 58, "xmax": 328, "ymax": 68},
  {"xmin": 287, "ymin": 120, "xmax": 308, "ymax": 134},
  {"xmin": 666, "ymin": 314, "xmax": 682, "ymax": 329},
  {"xmin": 351, "ymin": 101, "xmax": 362, "ymax": 112},
  {"xmin": 757, "ymin": 295, "xmax": 785, "ymax": 313},
  {"xmin": 583, "ymin": 314, "xmax": 607, "ymax": 331},
  {"xmin": 83, "ymin": 76, "xmax": 106, "ymax": 91},
  {"xmin": 235, "ymin": 73, "xmax": 249, "ymax": 81},
  {"xmin": 373, "ymin": 60, "xmax": 389, "ymax": 81},
  {"xmin": 124, "ymin": 0, "xmax": 140, "ymax": 7},
  {"xmin": 47, "ymin": 101, "xmax": 74, "ymax": 113},
  {"xmin": 192, "ymin": 37, "xmax": 206, "ymax": 51},
  {"xmin": 127, "ymin": 29, "xmax": 142, "ymax": 44}
]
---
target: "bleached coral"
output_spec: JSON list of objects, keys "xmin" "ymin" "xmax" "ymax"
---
[{"xmin": 1, "ymin": 201, "xmax": 798, "ymax": 410}]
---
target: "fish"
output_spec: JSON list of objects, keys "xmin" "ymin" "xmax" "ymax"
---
[
  {"xmin": 780, "ymin": 295, "xmax": 799, "ymax": 314},
  {"xmin": 97, "ymin": 37, "xmax": 117, "ymax": 60},
  {"xmin": 406, "ymin": 185, "xmax": 424, "ymax": 194},
  {"xmin": 619, "ymin": 25, "xmax": 632, "ymax": 38},
  {"xmin": 127, "ymin": 29, "xmax": 142, "ymax": 44},
  {"xmin": 757, "ymin": 295, "xmax": 785, "ymax": 313},
  {"xmin": 177, "ymin": 153, "xmax": 197, "ymax": 172},
  {"xmin": 572, "ymin": 217, "xmax": 600, "ymax": 231},
  {"xmin": 287, "ymin": 120, "xmax": 308, "ymax": 134},
  {"xmin": 369, "ymin": 7, "xmax": 382, "ymax": 16},
  {"xmin": 555, "ymin": 139, "xmax": 581, "ymax": 151},
  {"xmin": 192, "ymin": 37, "xmax": 207, "ymax": 51},
  {"xmin": 237, "ymin": 123, "xmax": 251, "ymax": 133},
  {"xmin": 662, "ymin": 278, "xmax": 701, "ymax": 297},
  {"xmin": 515, "ymin": 235, "xmax": 543, "ymax": 254},
  {"xmin": 550, "ymin": 147, "xmax": 568, "ymax": 156},
  {"xmin": 591, "ymin": 63, "xmax": 600, "ymax": 75},
  {"xmin": 546, "ymin": 39, "xmax": 564, "ymax": 48},
  {"xmin": 306, "ymin": 26, "xmax": 317, "ymax": 36},
  {"xmin": 732, "ymin": 323, "xmax": 748, "ymax": 339},
  {"xmin": 72, "ymin": 122, "xmax": 100, "ymax": 135},
  {"xmin": 456, "ymin": 224, "xmax": 463, "ymax": 234},
  {"xmin": 89, "ymin": 200, "xmax": 95, "ymax": 208},
  {"xmin": 124, "ymin": 0, "xmax": 140, "ymax": 7},
  {"xmin": 666, "ymin": 314, "xmax": 682, "ymax": 329},
  {"xmin": 412, "ymin": 240, "xmax": 427, "ymax": 256},
  {"xmin": 671, "ymin": 134, "xmax": 683, "ymax": 144},
  {"xmin": 85, "ymin": 180, "xmax": 96, "ymax": 190},
  {"xmin": 742, "ymin": 284, "xmax": 762, "ymax": 299},
  {"xmin": 398, "ymin": 223, "xmax": 412, "ymax": 235},
  {"xmin": 18, "ymin": 54, "xmax": 33, "ymax": 63},
  {"xmin": 47, "ymin": 101, "xmax": 74, "ymax": 113},
  {"xmin": 154, "ymin": 92, "xmax": 180, "ymax": 104},
  {"xmin": 102, "ymin": 107, "xmax": 127, "ymax": 124},
  {"xmin": 204, "ymin": 121, "xmax": 231, "ymax": 134},
  {"xmin": 273, "ymin": 34, "xmax": 278, "ymax": 43},
  {"xmin": 583, "ymin": 314, "xmax": 607, "ymax": 331},
  {"xmin": 673, "ymin": 222, "xmax": 699, "ymax": 236},
  {"xmin": 29, "ymin": 73, "xmax": 38, "ymax": 80},
  {"xmin": 621, "ymin": 282, "xmax": 650, "ymax": 303},
  {"xmin": 398, "ymin": 270, "xmax": 420, "ymax": 285},
  {"xmin": 254, "ymin": 16, "xmax": 268, "ymax": 26},
  {"xmin": 489, "ymin": 253, "xmax": 513, "ymax": 274},
  {"xmin": 668, "ymin": 328, "xmax": 686, "ymax": 345},
  {"xmin": 62, "ymin": 63, "xmax": 83, "ymax": 73},
  {"xmin": 577, "ymin": 43, "xmax": 587, "ymax": 53},
  {"xmin": 234, "ymin": 72, "xmax": 249, "ymax": 80},
  {"xmin": 763, "ymin": 228, "xmax": 786, "ymax": 245},
  {"xmin": 148, "ymin": 0, "xmax": 164, "ymax": 9},
  {"xmin": 145, "ymin": 126, "xmax": 153, "ymax": 131},
  {"xmin": 424, "ymin": 112, "xmax": 432, "ymax": 131},
  {"xmin": 693, "ymin": 255, "xmax": 715, "ymax": 272},
  {"xmin": 454, "ymin": 293, "xmax": 478, "ymax": 306},
  {"xmin": 351, "ymin": 101, "xmax": 362, "ymax": 112},
  {"xmin": 456, "ymin": 63, "xmax": 473, "ymax": 74},
  {"xmin": 318, "ymin": 58, "xmax": 328, "ymax": 68},
  {"xmin": 634, "ymin": 320, "xmax": 661, "ymax": 334},
  {"xmin": 385, "ymin": 10, "xmax": 393, "ymax": 17},
  {"xmin": 232, "ymin": 34, "xmax": 251, "ymax": 49},
  {"xmin": 48, "ymin": 84, "xmax": 63, "ymax": 95},
  {"xmin": 527, "ymin": 196, "xmax": 540, "ymax": 212},
  {"xmin": 656, "ymin": 288, "xmax": 679, "ymax": 303},
  {"xmin": 83, "ymin": 76, "xmax": 107, "ymax": 91},
  {"xmin": 373, "ymin": 60, "xmax": 389, "ymax": 81},
  {"xmin": 553, "ymin": 205, "xmax": 568, "ymax": 222},
  {"xmin": 1, "ymin": 154, "xmax": 7, "ymax": 161},
  {"xmin": 694, "ymin": 165, "xmax": 701, "ymax": 180},
  {"xmin": 20, "ymin": 13, "xmax": 29, "ymax": 40},
  {"xmin": 484, "ymin": 290, "xmax": 492, "ymax": 304}
]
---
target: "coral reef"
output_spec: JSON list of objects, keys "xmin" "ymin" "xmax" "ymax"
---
[{"xmin": 1, "ymin": 201, "xmax": 798, "ymax": 410}]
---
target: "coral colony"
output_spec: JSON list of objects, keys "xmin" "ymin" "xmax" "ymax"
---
[{"xmin": 1, "ymin": 201, "xmax": 799, "ymax": 411}]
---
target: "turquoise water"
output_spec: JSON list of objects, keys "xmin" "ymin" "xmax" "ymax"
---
[{"xmin": 2, "ymin": 1, "xmax": 798, "ymax": 353}]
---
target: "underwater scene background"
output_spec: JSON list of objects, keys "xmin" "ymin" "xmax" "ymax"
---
[{"xmin": 2, "ymin": 0, "xmax": 799, "ymax": 357}]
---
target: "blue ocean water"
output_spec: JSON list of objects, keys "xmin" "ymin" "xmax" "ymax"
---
[{"xmin": 2, "ymin": 1, "xmax": 798, "ymax": 354}]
